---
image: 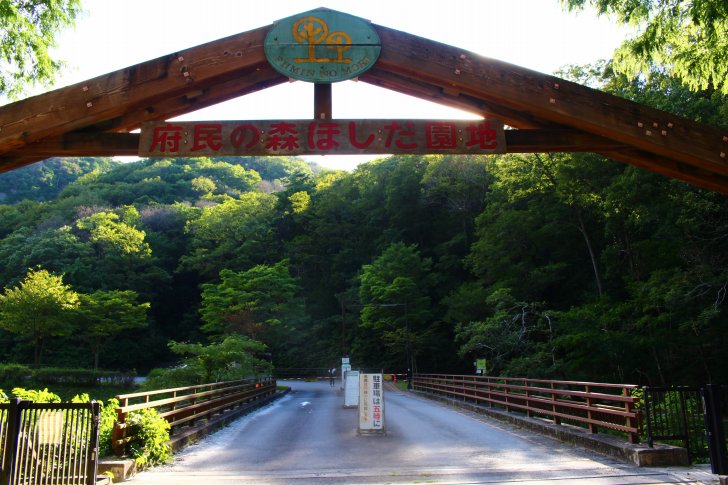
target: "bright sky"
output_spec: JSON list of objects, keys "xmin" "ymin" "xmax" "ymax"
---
[{"xmin": 49, "ymin": 0, "xmax": 630, "ymax": 170}]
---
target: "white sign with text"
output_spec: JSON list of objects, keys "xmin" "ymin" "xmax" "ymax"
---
[{"xmin": 358, "ymin": 373, "xmax": 385, "ymax": 434}]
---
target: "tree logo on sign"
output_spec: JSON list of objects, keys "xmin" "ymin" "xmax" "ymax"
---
[{"xmin": 292, "ymin": 16, "xmax": 352, "ymax": 64}]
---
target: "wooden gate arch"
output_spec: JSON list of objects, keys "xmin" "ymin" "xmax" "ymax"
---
[{"xmin": 0, "ymin": 7, "xmax": 727, "ymax": 194}]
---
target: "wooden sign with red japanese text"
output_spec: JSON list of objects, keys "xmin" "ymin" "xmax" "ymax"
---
[{"xmin": 138, "ymin": 119, "xmax": 506, "ymax": 157}]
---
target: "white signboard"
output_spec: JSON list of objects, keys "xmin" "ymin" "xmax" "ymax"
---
[
  {"xmin": 344, "ymin": 370, "xmax": 359, "ymax": 408},
  {"xmin": 358, "ymin": 373, "xmax": 385, "ymax": 434},
  {"xmin": 37, "ymin": 411, "xmax": 64, "ymax": 445}
]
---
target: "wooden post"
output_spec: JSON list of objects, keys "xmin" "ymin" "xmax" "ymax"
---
[
  {"xmin": 504, "ymin": 382, "xmax": 510, "ymax": 412},
  {"xmin": 112, "ymin": 408, "xmax": 126, "ymax": 457},
  {"xmin": 525, "ymin": 380, "xmax": 533, "ymax": 418},
  {"xmin": 551, "ymin": 382, "xmax": 561, "ymax": 425},
  {"xmin": 314, "ymin": 83, "xmax": 332, "ymax": 119},
  {"xmin": 1, "ymin": 399, "xmax": 27, "ymax": 484},
  {"xmin": 586, "ymin": 385, "xmax": 596, "ymax": 434},
  {"xmin": 624, "ymin": 387, "xmax": 638, "ymax": 444}
]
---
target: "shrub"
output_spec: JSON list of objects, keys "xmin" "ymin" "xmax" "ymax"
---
[
  {"xmin": 33, "ymin": 368, "xmax": 136, "ymax": 387},
  {"xmin": 125, "ymin": 408, "xmax": 171, "ymax": 468},
  {"xmin": 10, "ymin": 387, "xmax": 62, "ymax": 403},
  {"xmin": 143, "ymin": 366, "xmax": 201, "ymax": 390},
  {"xmin": 0, "ymin": 365, "xmax": 136, "ymax": 388},
  {"xmin": 0, "ymin": 363, "xmax": 32, "ymax": 382},
  {"xmin": 98, "ymin": 398, "xmax": 120, "ymax": 457}
]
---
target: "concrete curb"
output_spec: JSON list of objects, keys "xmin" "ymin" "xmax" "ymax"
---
[{"xmin": 411, "ymin": 389, "xmax": 689, "ymax": 468}]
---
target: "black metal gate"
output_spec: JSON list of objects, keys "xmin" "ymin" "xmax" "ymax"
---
[
  {"xmin": 643, "ymin": 385, "xmax": 728, "ymax": 474},
  {"xmin": 0, "ymin": 399, "xmax": 100, "ymax": 485},
  {"xmin": 702, "ymin": 385, "xmax": 728, "ymax": 475}
]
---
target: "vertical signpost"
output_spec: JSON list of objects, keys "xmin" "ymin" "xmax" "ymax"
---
[
  {"xmin": 358, "ymin": 373, "xmax": 385, "ymax": 434},
  {"xmin": 341, "ymin": 357, "xmax": 351, "ymax": 390},
  {"xmin": 344, "ymin": 370, "xmax": 360, "ymax": 408}
]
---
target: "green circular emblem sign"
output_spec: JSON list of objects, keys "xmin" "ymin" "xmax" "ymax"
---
[{"xmin": 264, "ymin": 9, "xmax": 381, "ymax": 83}]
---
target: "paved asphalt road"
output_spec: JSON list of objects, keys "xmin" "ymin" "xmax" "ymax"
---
[{"xmin": 128, "ymin": 380, "xmax": 714, "ymax": 484}]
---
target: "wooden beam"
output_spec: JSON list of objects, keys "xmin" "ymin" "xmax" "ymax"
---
[
  {"xmin": 505, "ymin": 130, "xmax": 624, "ymax": 152},
  {"xmin": 93, "ymin": 66, "xmax": 287, "ymax": 133},
  {"xmin": 1, "ymin": 132, "xmax": 139, "ymax": 158},
  {"xmin": 600, "ymin": 148, "xmax": 728, "ymax": 195},
  {"xmin": 360, "ymin": 67, "xmax": 563, "ymax": 130},
  {"xmin": 0, "ymin": 25, "xmax": 273, "ymax": 155},
  {"xmin": 372, "ymin": 24, "xmax": 728, "ymax": 177},
  {"xmin": 0, "ymin": 128, "xmax": 622, "ymax": 162}
]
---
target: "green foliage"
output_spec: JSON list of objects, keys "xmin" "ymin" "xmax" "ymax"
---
[
  {"xmin": 0, "ymin": 0, "xmax": 81, "ymax": 98},
  {"xmin": 180, "ymin": 193, "xmax": 278, "ymax": 279},
  {"xmin": 0, "ymin": 268, "xmax": 79, "ymax": 367},
  {"xmin": 0, "ymin": 158, "xmax": 118, "ymax": 204},
  {"xmin": 9, "ymin": 387, "xmax": 62, "ymax": 402},
  {"xmin": 562, "ymin": 0, "xmax": 728, "ymax": 94},
  {"xmin": 199, "ymin": 260, "xmax": 301, "ymax": 340},
  {"xmin": 0, "ymin": 362, "xmax": 31, "ymax": 382},
  {"xmin": 124, "ymin": 407, "xmax": 171, "ymax": 468},
  {"xmin": 455, "ymin": 288, "xmax": 555, "ymax": 376},
  {"xmin": 217, "ymin": 156, "xmax": 316, "ymax": 182},
  {"xmin": 167, "ymin": 334, "xmax": 271, "ymax": 383},
  {"xmin": 0, "ymin": 364, "xmax": 135, "ymax": 388},
  {"xmin": 77, "ymin": 290, "xmax": 150, "ymax": 370},
  {"xmin": 358, "ymin": 242, "xmax": 435, "ymax": 372},
  {"xmin": 76, "ymin": 211, "xmax": 151, "ymax": 256},
  {"xmin": 142, "ymin": 365, "xmax": 203, "ymax": 390},
  {"xmin": 98, "ymin": 398, "xmax": 120, "ymax": 457}
]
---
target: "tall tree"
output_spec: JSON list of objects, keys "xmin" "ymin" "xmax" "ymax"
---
[
  {"xmin": 0, "ymin": 0, "xmax": 81, "ymax": 98},
  {"xmin": 179, "ymin": 193, "xmax": 279, "ymax": 279},
  {"xmin": 0, "ymin": 268, "xmax": 79, "ymax": 367},
  {"xmin": 358, "ymin": 242, "xmax": 434, "ymax": 372},
  {"xmin": 76, "ymin": 290, "xmax": 150, "ymax": 370},
  {"xmin": 199, "ymin": 260, "xmax": 302, "ymax": 341},
  {"xmin": 562, "ymin": 0, "xmax": 728, "ymax": 94}
]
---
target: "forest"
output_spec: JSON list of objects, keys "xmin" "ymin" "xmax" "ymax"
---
[{"xmin": 0, "ymin": 62, "xmax": 726, "ymax": 387}]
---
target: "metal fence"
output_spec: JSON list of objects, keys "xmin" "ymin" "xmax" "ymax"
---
[
  {"xmin": 702, "ymin": 384, "xmax": 728, "ymax": 475},
  {"xmin": 643, "ymin": 384, "xmax": 728, "ymax": 473},
  {"xmin": 643, "ymin": 386, "xmax": 707, "ymax": 463},
  {"xmin": 413, "ymin": 374, "xmax": 640, "ymax": 443},
  {"xmin": 113, "ymin": 377, "xmax": 276, "ymax": 456},
  {"xmin": 0, "ymin": 399, "xmax": 100, "ymax": 485}
]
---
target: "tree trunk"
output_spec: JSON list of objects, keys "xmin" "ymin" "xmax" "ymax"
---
[
  {"xmin": 34, "ymin": 336, "xmax": 44, "ymax": 369},
  {"xmin": 576, "ymin": 210, "xmax": 604, "ymax": 297}
]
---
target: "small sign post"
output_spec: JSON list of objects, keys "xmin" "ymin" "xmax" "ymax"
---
[
  {"xmin": 358, "ymin": 373, "xmax": 385, "ymax": 434},
  {"xmin": 341, "ymin": 359, "xmax": 352, "ymax": 389},
  {"xmin": 344, "ymin": 370, "xmax": 359, "ymax": 408}
]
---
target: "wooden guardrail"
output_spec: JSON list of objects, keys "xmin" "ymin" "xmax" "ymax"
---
[
  {"xmin": 414, "ymin": 374, "xmax": 640, "ymax": 443},
  {"xmin": 112, "ymin": 377, "xmax": 276, "ymax": 456}
]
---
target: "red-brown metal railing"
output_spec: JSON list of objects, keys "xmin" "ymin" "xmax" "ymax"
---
[
  {"xmin": 413, "ymin": 374, "xmax": 640, "ymax": 443},
  {"xmin": 112, "ymin": 377, "xmax": 276, "ymax": 456}
]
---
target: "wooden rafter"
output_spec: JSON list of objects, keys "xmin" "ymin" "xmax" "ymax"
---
[{"xmin": 0, "ymin": 25, "xmax": 273, "ymax": 153}]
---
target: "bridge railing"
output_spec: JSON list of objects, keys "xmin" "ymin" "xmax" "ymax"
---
[
  {"xmin": 112, "ymin": 377, "xmax": 276, "ymax": 456},
  {"xmin": 413, "ymin": 374, "xmax": 640, "ymax": 443}
]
